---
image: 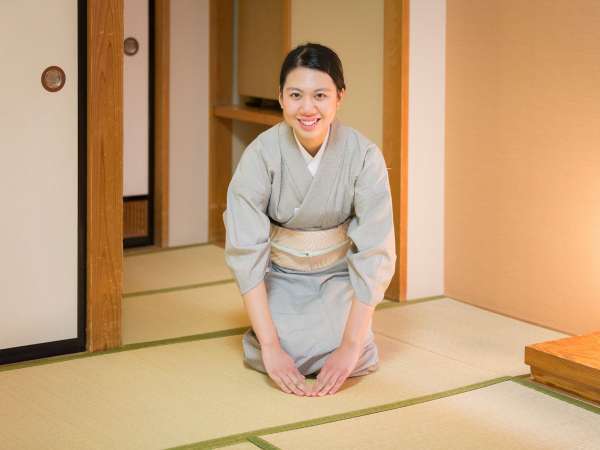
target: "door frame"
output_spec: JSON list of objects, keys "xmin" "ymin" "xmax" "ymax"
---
[
  {"xmin": 87, "ymin": 0, "xmax": 169, "ymax": 351},
  {"xmin": 153, "ymin": 0, "xmax": 170, "ymax": 249},
  {"xmin": 123, "ymin": 0, "xmax": 170, "ymax": 249}
]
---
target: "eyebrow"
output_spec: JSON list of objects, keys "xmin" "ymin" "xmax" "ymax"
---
[{"xmin": 285, "ymin": 87, "xmax": 333, "ymax": 93}]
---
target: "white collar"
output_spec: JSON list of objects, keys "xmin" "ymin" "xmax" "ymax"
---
[{"xmin": 292, "ymin": 125, "xmax": 331, "ymax": 164}]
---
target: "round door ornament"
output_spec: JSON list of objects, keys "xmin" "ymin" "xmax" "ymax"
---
[
  {"xmin": 124, "ymin": 37, "xmax": 139, "ymax": 56},
  {"xmin": 41, "ymin": 66, "xmax": 66, "ymax": 92}
]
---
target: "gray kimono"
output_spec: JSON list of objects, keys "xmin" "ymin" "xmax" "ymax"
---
[{"xmin": 223, "ymin": 119, "xmax": 396, "ymax": 377}]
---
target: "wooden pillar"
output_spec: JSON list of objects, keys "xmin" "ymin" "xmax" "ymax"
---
[
  {"xmin": 87, "ymin": 0, "xmax": 123, "ymax": 350},
  {"xmin": 208, "ymin": 0, "xmax": 233, "ymax": 242},
  {"xmin": 383, "ymin": 0, "xmax": 410, "ymax": 301},
  {"xmin": 154, "ymin": 0, "xmax": 170, "ymax": 247}
]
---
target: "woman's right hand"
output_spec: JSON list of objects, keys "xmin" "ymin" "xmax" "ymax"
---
[
  {"xmin": 239, "ymin": 282, "xmax": 308, "ymax": 395},
  {"xmin": 262, "ymin": 343, "xmax": 308, "ymax": 396}
]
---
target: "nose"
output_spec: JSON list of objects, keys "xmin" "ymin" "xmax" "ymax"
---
[{"xmin": 299, "ymin": 96, "xmax": 317, "ymax": 115}]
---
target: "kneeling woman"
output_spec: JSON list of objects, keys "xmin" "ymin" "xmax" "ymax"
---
[{"xmin": 223, "ymin": 43, "xmax": 396, "ymax": 396}]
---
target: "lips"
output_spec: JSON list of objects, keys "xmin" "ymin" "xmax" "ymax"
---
[{"xmin": 298, "ymin": 117, "xmax": 320, "ymax": 131}]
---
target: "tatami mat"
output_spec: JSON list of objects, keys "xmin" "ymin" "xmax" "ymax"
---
[
  {"xmin": 123, "ymin": 280, "xmax": 396, "ymax": 345},
  {"xmin": 261, "ymin": 380, "xmax": 600, "ymax": 450},
  {"xmin": 0, "ymin": 331, "xmax": 505, "ymax": 450},
  {"xmin": 123, "ymin": 289, "xmax": 566, "ymax": 377},
  {"xmin": 122, "ymin": 282, "xmax": 247, "ymax": 345},
  {"xmin": 123, "ymin": 244, "xmax": 232, "ymax": 294},
  {"xmin": 373, "ymin": 297, "xmax": 568, "ymax": 376},
  {"xmin": 6, "ymin": 245, "xmax": 589, "ymax": 450}
]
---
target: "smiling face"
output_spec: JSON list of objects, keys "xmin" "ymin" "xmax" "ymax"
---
[{"xmin": 279, "ymin": 67, "xmax": 344, "ymax": 154}]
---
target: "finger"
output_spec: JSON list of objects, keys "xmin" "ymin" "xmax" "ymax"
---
[
  {"xmin": 293, "ymin": 368, "xmax": 307, "ymax": 384},
  {"xmin": 319, "ymin": 372, "xmax": 340, "ymax": 396},
  {"xmin": 329, "ymin": 373, "xmax": 349, "ymax": 395},
  {"xmin": 271, "ymin": 373, "xmax": 292, "ymax": 394},
  {"xmin": 289, "ymin": 366, "xmax": 306, "ymax": 384},
  {"xmin": 276, "ymin": 378, "xmax": 292, "ymax": 394},
  {"xmin": 280, "ymin": 370, "xmax": 305, "ymax": 395},
  {"xmin": 312, "ymin": 370, "xmax": 326, "ymax": 395},
  {"xmin": 293, "ymin": 373, "xmax": 309, "ymax": 394},
  {"xmin": 282, "ymin": 372, "xmax": 306, "ymax": 395},
  {"xmin": 293, "ymin": 370, "xmax": 308, "ymax": 394},
  {"xmin": 315, "ymin": 369, "xmax": 336, "ymax": 396},
  {"xmin": 308, "ymin": 367, "xmax": 322, "ymax": 395}
]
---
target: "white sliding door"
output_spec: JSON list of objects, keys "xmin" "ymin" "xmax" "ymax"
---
[
  {"xmin": 0, "ymin": 1, "xmax": 82, "ymax": 356},
  {"xmin": 124, "ymin": 0, "xmax": 149, "ymax": 198}
]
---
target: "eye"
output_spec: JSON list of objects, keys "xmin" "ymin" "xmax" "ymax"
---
[
  {"xmin": 315, "ymin": 93, "xmax": 327, "ymax": 100},
  {"xmin": 290, "ymin": 92, "xmax": 301, "ymax": 99}
]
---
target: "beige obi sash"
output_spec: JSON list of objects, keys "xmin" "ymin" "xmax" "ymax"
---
[{"xmin": 269, "ymin": 220, "xmax": 352, "ymax": 272}]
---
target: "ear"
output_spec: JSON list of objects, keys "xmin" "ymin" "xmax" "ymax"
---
[
  {"xmin": 336, "ymin": 88, "xmax": 345, "ymax": 108},
  {"xmin": 278, "ymin": 90, "xmax": 284, "ymax": 109}
]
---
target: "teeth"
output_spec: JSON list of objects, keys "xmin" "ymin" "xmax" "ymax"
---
[{"xmin": 300, "ymin": 118, "xmax": 318, "ymax": 126}]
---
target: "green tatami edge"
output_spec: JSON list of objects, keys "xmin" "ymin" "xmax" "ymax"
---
[
  {"xmin": 246, "ymin": 436, "xmax": 283, "ymax": 450},
  {"xmin": 123, "ymin": 278, "xmax": 236, "ymax": 298},
  {"xmin": 0, "ymin": 295, "xmax": 444, "ymax": 373},
  {"xmin": 167, "ymin": 373, "xmax": 600, "ymax": 450},
  {"xmin": 0, "ymin": 327, "xmax": 250, "ymax": 373},
  {"xmin": 165, "ymin": 375, "xmax": 515, "ymax": 450},
  {"xmin": 510, "ymin": 374, "xmax": 600, "ymax": 414},
  {"xmin": 124, "ymin": 241, "xmax": 221, "ymax": 257},
  {"xmin": 376, "ymin": 295, "xmax": 446, "ymax": 310}
]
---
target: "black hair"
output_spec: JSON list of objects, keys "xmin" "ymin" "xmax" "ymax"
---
[{"xmin": 279, "ymin": 43, "xmax": 346, "ymax": 96}]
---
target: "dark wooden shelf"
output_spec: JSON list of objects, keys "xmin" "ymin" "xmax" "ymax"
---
[{"xmin": 213, "ymin": 104, "xmax": 283, "ymax": 126}]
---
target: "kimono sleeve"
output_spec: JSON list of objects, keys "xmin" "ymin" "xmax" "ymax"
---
[
  {"xmin": 346, "ymin": 145, "xmax": 397, "ymax": 307},
  {"xmin": 222, "ymin": 142, "xmax": 272, "ymax": 295}
]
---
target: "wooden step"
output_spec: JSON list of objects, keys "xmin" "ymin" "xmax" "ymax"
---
[{"xmin": 525, "ymin": 332, "xmax": 600, "ymax": 403}]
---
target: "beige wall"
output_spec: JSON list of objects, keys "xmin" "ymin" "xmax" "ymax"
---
[
  {"xmin": 291, "ymin": 0, "xmax": 383, "ymax": 149},
  {"xmin": 446, "ymin": 0, "xmax": 600, "ymax": 335},
  {"xmin": 169, "ymin": 0, "xmax": 210, "ymax": 245}
]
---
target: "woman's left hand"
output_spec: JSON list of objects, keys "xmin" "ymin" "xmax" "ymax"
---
[{"xmin": 312, "ymin": 342, "xmax": 361, "ymax": 396}]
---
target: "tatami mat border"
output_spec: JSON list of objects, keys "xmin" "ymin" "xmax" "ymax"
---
[
  {"xmin": 124, "ymin": 242, "xmax": 220, "ymax": 257},
  {"xmin": 0, "ymin": 296, "xmax": 445, "ymax": 373},
  {"xmin": 510, "ymin": 374, "xmax": 600, "ymax": 414},
  {"xmin": 218, "ymin": 374, "xmax": 600, "ymax": 450},
  {"xmin": 166, "ymin": 376, "xmax": 515, "ymax": 449},
  {"xmin": 123, "ymin": 278, "xmax": 236, "ymax": 298},
  {"xmin": 0, "ymin": 327, "xmax": 250, "ymax": 373},
  {"xmin": 377, "ymin": 295, "xmax": 446, "ymax": 309},
  {"xmin": 246, "ymin": 436, "xmax": 282, "ymax": 450}
]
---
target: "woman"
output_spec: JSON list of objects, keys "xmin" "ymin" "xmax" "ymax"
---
[{"xmin": 223, "ymin": 43, "xmax": 396, "ymax": 397}]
